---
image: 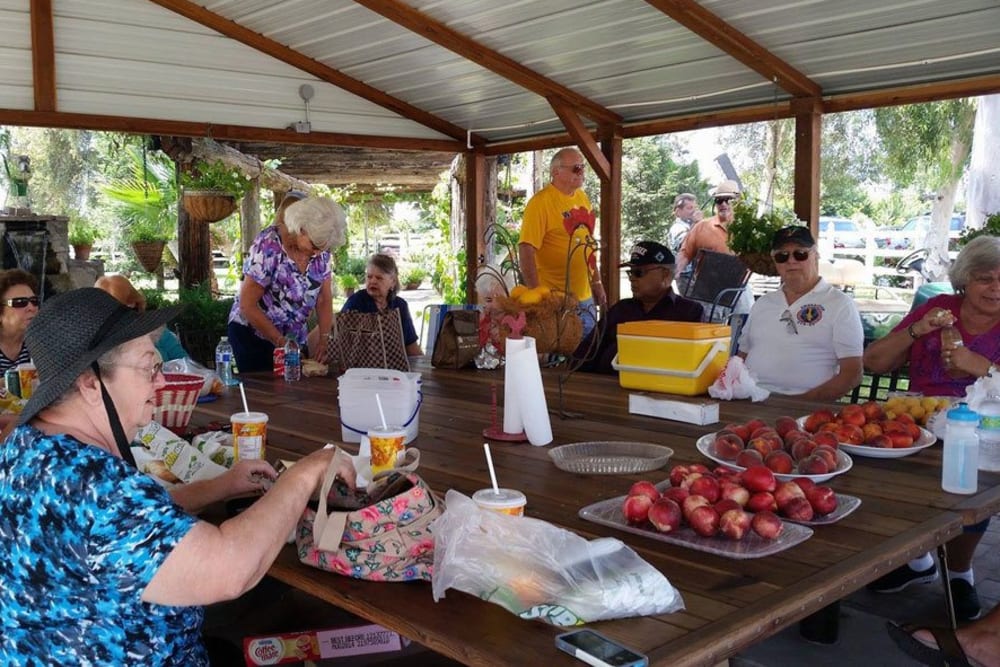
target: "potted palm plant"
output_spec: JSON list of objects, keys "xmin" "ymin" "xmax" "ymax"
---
[
  {"xmin": 68, "ymin": 216, "xmax": 100, "ymax": 261},
  {"xmin": 338, "ymin": 273, "xmax": 360, "ymax": 298},
  {"xmin": 181, "ymin": 160, "xmax": 251, "ymax": 223}
]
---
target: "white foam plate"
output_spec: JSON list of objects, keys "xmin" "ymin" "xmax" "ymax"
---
[
  {"xmin": 696, "ymin": 432, "xmax": 853, "ymax": 483},
  {"xmin": 795, "ymin": 416, "xmax": 937, "ymax": 459}
]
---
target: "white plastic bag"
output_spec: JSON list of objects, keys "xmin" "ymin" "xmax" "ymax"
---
[
  {"xmin": 431, "ymin": 491, "xmax": 683, "ymax": 625},
  {"xmin": 708, "ymin": 356, "xmax": 770, "ymax": 402}
]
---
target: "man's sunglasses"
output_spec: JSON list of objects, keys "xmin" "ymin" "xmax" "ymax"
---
[
  {"xmin": 4, "ymin": 296, "xmax": 40, "ymax": 308},
  {"xmin": 626, "ymin": 266, "xmax": 667, "ymax": 279},
  {"xmin": 772, "ymin": 249, "xmax": 811, "ymax": 264},
  {"xmin": 714, "ymin": 197, "xmax": 735, "ymax": 205},
  {"xmin": 563, "ymin": 163, "xmax": 586, "ymax": 174}
]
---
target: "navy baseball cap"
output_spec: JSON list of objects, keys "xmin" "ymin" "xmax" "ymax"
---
[
  {"xmin": 771, "ymin": 226, "xmax": 816, "ymax": 249},
  {"xmin": 619, "ymin": 241, "xmax": 675, "ymax": 267}
]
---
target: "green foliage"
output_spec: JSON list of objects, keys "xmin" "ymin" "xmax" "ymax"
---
[
  {"xmin": 618, "ymin": 136, "xmax": 708, "ymax": 248},
  {"xmin": 874, "ymin": 100, "xmax": 977, "ymax": 188},
  {"xmin": 402, "ymin": 266, "xmax": 427, "ymax": 286},
  {"xmin": 68, "ymin": 215, "xmax": 100, "ymax": 245},
  {"xmin": 727, "ymin": 196, "xmax": 803, "ymax": 255},
  {"xmin": 337, "ymin": 256, "xmax": 367, "ymax": 280},
  {"xmin": 427, "ymin": 178, "xmax": 465, "ymax": 302},
  {"xmin": 98, "ymin": 145, "xmax": 176, "ymax": 242},
  {"xmin": 173, "ymin": 284, "xmax": 233, "ymax": 334},
  {"xmin": 337, "ymin": 273, "xmax": 359, "ymax": 290},
  {"xmin": 139, "ymin": 287, "xmax": 176, "ymax": 312},
  {"xmin": 958, "ymin": 212, "xmax": 1000, "ymax": 247},
  {"xmin": 1, "ymin": 127, "xmax": 100, "ymax": 216},
  {"xmin": 181, "ymin": 159, "xmax": 251, "ymax": 199}
]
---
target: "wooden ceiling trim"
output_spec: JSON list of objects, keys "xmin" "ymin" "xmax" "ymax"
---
[
  {"xmin": 548, "ymin": 96, "xmax": 610, "ymax": 181},
  {"xmin": 824, "ymin": 74, "xmax": 1000, "ymax": 113},
  {"xmin": 29, "ymin": 0, "xmax": 56, "ymax": 112},
  {"xmin": 0, "ymin": 109, "xmax": 465, "ymax": 151},
  {"xmin": 354, "ymin": 0, "xmax": 620, "ymax": 125},
  {"xmin": 145, "ymin": 0, "xmax": 481, "ymax": 145},
  {"xmin": 644, "ymin": 0, "xmax": 820, "ymax": 99}
]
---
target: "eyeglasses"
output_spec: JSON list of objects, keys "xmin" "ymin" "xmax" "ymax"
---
[
  {"xmin": 779, "ymin": 309, "xmax": 798, "ymax": 335},
  {"xmin": 772, "ymin": 249, "xmax": 811, "ymax": 264},
  {"xmin": 970, "ymin": 273, "xmax": 1000, "ymax": 287},
  {"xmin": 626, "ymin": 266, "xmax": 668, "ymax": 279},
  {"xmin": 4, "ymin": 296, "xmax": 40, "ymax": 308},
  {"xmin": 562, "ymin": 163, "xmax": 586, "ymax": 174},
  {"xmin": 109, "ymin": 360, "xmax": 164, "ymax": 382}
]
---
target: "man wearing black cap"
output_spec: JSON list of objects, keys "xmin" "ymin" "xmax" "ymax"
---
[
  {"xmin": 578, "ymin": 241, "xmax": 703, "ymax": 374},
  {"xmin": 737, "ymin": 225, "xmax": 863, "ymax": 400}
]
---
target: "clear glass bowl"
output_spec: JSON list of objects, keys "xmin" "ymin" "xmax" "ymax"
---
[{"xmin": 549, "ymin": 441, "xmax": 673, "ymax": 474}]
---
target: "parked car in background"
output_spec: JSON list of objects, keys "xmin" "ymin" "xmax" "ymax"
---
[
  {"xmin": 875, "ymin": 214, "xmax": 965, "ymax": 250},
  {"xmin": 818, "ymin": 216, "xmax": 867, "ymax": 248}
]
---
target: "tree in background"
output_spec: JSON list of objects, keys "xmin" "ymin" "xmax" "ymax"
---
[{"xmin": 875, "ymin": 99, "xmax": 977, "ymax": 281}]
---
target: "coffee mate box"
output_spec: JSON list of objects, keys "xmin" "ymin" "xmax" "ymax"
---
[{"xmin": 243, "ymin": 623, "xmax": 408, "ymax": 665}]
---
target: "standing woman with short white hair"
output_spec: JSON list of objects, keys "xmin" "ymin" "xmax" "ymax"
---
[{"xmin": 228, "ymin": 192, "xmax": 346, "ymax": 372}]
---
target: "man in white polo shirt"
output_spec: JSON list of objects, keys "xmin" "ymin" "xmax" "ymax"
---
[{"xmin": 738, "ymin": 225, "xmax": 863, "ymax": 400}]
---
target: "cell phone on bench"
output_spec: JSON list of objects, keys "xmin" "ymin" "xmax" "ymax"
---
[{"xmin": 555, "ymin": 629, "xmax": 648, "ymax": 667}]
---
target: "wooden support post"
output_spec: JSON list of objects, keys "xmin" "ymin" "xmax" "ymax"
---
[
  {"xmin": 241, "ymin": 179, "xmax": 261, "ymax": 259},
  {"xmin": 464, "ymin": 150, "xmax": 486, "ymax": 303},
  {"xmin": 599, "ymin": 125, "xmax": 623, "ymax": 306},
  {"xmin": 792, "ymin": 97, "xmax": 822, "ymax": 236}
]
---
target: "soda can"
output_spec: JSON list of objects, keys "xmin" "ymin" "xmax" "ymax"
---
[
  {"xmin": 4, "ymin": 368, "xmax": 20, "ymax": 398},
  {"xmin": 273, "ymin": 347, "xmax": 285, "ymax": 376}
]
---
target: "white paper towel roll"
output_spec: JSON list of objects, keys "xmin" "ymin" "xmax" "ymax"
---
[
  {"xmin": 507, "ymin": 336, "xmax": 552, "ymax": 446},
  {"xmin": 503, "ymin": 337, "xmax": 529, "ymax": 434}
]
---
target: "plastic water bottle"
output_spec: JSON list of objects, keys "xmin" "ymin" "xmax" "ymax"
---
[
  {"xmin": 942, "ymin": 402, "xmax": 979, "ymax": 494},
  {"xmin": 215, "ymin": 336, "xmax": 239, "ymax": 387},
  {"xmin": 284, "ymin": 338, "xmax": 301, "ymax": 382},
  {"xmin": 977, "ymin": 394, "xmax": 1000, "ymax": 471}
]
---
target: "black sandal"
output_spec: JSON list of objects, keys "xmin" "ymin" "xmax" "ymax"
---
[{"xmin": 886, "ymin": 621, "xmax": 975, "ymax": 667}]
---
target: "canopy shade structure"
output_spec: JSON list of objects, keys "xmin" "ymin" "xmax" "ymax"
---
[{"xmin": 0, "ymin": 0, "xmax": 998, "ymax": 152}]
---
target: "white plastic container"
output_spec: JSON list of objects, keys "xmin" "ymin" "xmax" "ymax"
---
[
  {"xmin": 942, "ymin": 402, "xmax": 979, "ymax": 494},
  {"xmin": 338, "ymin": 368, "xmax": 422, "ymax": 444},
  {"xmin": 977, "ymin": 394, "xmax": 1000, "ymax": 471}
]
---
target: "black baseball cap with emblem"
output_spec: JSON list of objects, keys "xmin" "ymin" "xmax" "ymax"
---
[
  {"xmin": 619, "ymin": 241, "xmax": 675, "ymax": 267},
  {"xmin": 771, "ymin": 226, "xmax": 816, "ymax": 249}
]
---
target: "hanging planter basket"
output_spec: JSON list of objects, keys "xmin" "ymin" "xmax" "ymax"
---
[
  {"xmin": 182, "ymin": 190, "xmax": 237, "ymax": 223},
  {"xmin": 739, "ymin": 252, "xmax": 779, "ymax": 277},
  {"xmin": 131, "ymin": 240, "xmax": 167, "ymax": 273}
]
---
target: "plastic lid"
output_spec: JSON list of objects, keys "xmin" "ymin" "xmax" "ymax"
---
[{"xmin": 947, "ymin": 402, "xmax": 979, "ymax": 422}]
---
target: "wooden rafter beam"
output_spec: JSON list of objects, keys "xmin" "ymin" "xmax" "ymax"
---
[
  {"xmin": 145, "ymin": 0, "xmax": 481, "ymax": 145},
  {"xmin": 644, "ymin": 0, "xmax": 820, "ymax": 98},
  {"xmin": 548, "ymin": 96, "xmax": 610, "ymax": 182},
  {"xmin": 354, "ymin": 0, "xmax": 620, "ymax": 126},
  {"xmin": 29, "ymin": 0, "xmax": 56, "ymax": 111},
  {"xmin": 0, "ymin": 108, "xmax": 465, "ymax": 152},
  {"xmin": 824, "ymin": 73, "xmax": 1000, "ymax": 113}
]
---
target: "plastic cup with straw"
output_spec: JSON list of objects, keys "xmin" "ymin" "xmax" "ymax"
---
[
  {"xmin": 474, "ymin": 443, "xmax": 527, "ymax": 515},
  {"xmin": 232, "ymin": 382, "xmax": 268, "ymax": 460}
]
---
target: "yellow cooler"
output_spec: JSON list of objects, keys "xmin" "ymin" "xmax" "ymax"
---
[{"xmin": 612, "ymin": 321, "xmax": 731, "ymax": 395}]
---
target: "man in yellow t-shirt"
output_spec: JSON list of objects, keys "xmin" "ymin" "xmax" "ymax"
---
[{"xmin": 518, "ymin": 148, "xmax": 606, "ymax": 336}]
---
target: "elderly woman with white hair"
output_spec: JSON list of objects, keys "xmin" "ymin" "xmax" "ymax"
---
[
  {"xmin": 228, "ymin": 192, "xmax": 346, "ymax": 372},
  {"xmin": 864, "ymin": 235, "xmax": 1000, "ymax": 623},
  {"xmin": 0, "ymin": 288, "xmax": 353, "ymax": 664}
]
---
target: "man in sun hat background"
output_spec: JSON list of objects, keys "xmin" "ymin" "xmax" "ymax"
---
[
  {"xmin": 577, "ymin": 240, "xmax": 703, "ymax": 374},
  {"xmin": 0, "ymin": 288, "xmax": 353, "ymax": 665},
  {"xmin": 675, "ymin": 179, "xmax": 741, "ymax": 279},
  {"xmin": 737, "ymin": 225, "xmax": 863, "ymax": 400}
]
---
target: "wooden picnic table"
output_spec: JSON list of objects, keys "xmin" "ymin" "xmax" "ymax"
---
[{"xmin": 190, "ymin": 359, "xmax": 1000, "ymax": 667}]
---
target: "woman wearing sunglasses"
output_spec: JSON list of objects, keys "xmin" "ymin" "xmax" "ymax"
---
[
  {"xmin": 737, "ymin": 225, "xmax": 864, "ymax": 400},
  {"xmin": 0, "ymin": 268, "xmax": 40, "ymax": 375}
]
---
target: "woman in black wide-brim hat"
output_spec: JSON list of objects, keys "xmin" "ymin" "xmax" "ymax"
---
[{"xmin": 0, "ymin": 288, "xmax": 354, "ymax": 665}]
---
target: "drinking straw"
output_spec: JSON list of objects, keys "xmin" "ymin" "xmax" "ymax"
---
[
  {"xmin": 239, "ymin": 382, "xmax": 249, "ymax": 414},
  {"xmin": 483, "ymin": 443, "xmax": 500, "ymax": 495},
  {"xmin": 375, "ymin": 393, "xmax": 388, "ymax": 430}
]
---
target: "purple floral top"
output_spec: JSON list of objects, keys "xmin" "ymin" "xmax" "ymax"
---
[
  {"xmin": 895, "ymin": 294, "xmax": 1000, "ymax": 397},
  {"xmin": 228, "ymin": 226, "xmax": 331, "ymax": 344}
]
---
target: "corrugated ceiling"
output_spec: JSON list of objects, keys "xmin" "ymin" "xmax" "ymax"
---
[{"xmin": 0, "ymin": 0, "xmax": 998, "ymax": 147}]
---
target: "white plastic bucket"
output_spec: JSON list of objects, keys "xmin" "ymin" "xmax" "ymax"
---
[{"xmin": 338, "ymin": 368, "xmax": 422, "ymax": 444}]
